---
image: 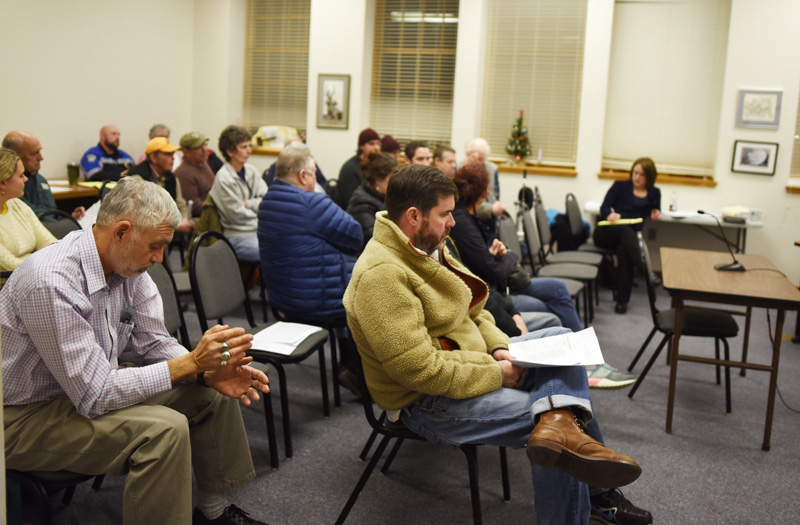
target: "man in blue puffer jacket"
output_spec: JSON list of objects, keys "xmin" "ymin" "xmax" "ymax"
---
[{"xmin": 258, "ymin": 144, "xmax": 363, "ymax": 378}]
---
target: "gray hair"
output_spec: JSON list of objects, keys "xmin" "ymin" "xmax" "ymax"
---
[
  {"xmin": 276, "ymin": 143, "xmax": 313, "ymax": 181},
  {"xmin": 464, "ymin": 137, "xmax": 490, "ymax": 156},
  {"xmin": 96, "ymin": 177, "xmax": 181, "ymax": 232},
  {"xmin": 148, "ymin": 123, "xmax": 170, "ymax": 139}
]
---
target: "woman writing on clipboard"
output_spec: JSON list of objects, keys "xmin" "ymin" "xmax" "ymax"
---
[{"xmin": 593, "ymin": 157, "xmax": 661, "ymax": 314}]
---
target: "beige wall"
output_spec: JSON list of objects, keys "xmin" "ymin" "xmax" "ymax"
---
[{"xmin": 0, "ymin": 0, "xmax": 196, "ymax": 175}]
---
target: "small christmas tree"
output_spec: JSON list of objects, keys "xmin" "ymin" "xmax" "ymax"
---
[{"xmin": 505, "ymin": 109, "xmax": 532, "ymax": 162}]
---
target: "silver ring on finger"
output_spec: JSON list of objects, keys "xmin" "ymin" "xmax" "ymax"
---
[
  {"xmin": 219, "ymin": 341, "xmax": 231, "ymax": 360},
  {"xmin": 221, "ymin": 359, "xmax": 228, "ymax": 367}
]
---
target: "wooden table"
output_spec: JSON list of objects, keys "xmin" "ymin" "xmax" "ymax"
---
[
  {"xmin": 48, "ymin": 181, "xmax": 99, "ymax": 201},
  {"xmin": 660, "ymin": 247, "xmax": 800, "ymax": 450}
]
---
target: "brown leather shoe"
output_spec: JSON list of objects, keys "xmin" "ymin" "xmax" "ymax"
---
[{"xmin": 526, "ymin": 409, "xmax": 641, "ymax": 488}]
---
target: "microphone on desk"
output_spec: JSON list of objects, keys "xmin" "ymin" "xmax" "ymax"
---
[{"xmin": 697, "ymin": 210, "xmax": 746, "ymax": 271}]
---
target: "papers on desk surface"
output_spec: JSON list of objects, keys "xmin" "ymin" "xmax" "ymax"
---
[
  {"xmin": 597, "ymin": 218, "xmax": 643, "ymax": 227},
  {"xmin": 508, "ymin": 327, "xmax": 605, "ymax": 368},
  {"xmin": 250, "ymin": 321, "xmax": 324, "ymax": 356},
  {"xmin": 661, "ymin": 210, "xmax": 697, "ymax": 220}
]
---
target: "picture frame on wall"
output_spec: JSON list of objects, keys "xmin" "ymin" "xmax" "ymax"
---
[
  {"xmin": 317, "ymin": 74, "xmax": 350, "ymax": 129},
  {"xmin": 736, "ymin": 89, "xmax": 782, "ymax": 128},
  {"xmin": 731, "ymin": 140, "xmax": 778, "ymax": 175}
]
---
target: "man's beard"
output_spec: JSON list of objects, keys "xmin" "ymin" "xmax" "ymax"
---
[
  {"xmin": 102, "ymin": 140, "xmax": 119, "ymax": 152},
  {"xmin": 110, "ymin": 240, "xmax": 151, "ymax": 278},
  {"xmin": 412, "ymin": 221, "xmax": 449, "ymax": 255}
]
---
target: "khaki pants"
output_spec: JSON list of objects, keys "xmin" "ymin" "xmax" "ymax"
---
[{"xmin": 4, "ymin": 384, "xmax": 255, "ymax": 524}]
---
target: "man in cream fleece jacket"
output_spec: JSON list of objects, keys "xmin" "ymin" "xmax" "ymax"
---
[{"xmin": 343, "ymin": 165, "xmax": 646, "ymax": 525}]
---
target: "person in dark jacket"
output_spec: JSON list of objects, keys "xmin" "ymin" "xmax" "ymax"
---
[
  {"xmin": 258, "ymin": 143, "xmax": 363, "ymax": 380},
  {"xmin": 346, "ymin": 152, "xmax": 397, "ymax": 249},
  {"xmin": 258, "ymin": 143, "xmax": 362, "ymax": 319},
  {"xmin": 335, "ymin": 128, "xmax": 381, "ymax": 208},
  {"xmin": 449, "ymin": 161, "xmax": 582, "ymax": 332},
  {"xmin": 593, "ymin": 157, "xmax": 661, "ymax": 313}
]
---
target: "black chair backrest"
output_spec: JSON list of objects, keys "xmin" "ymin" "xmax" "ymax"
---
[
  {"xmin": 496, "ymin": 213, "xmax": 522, "ymax": 259},
  {"xmin": 146, "ymin": 261, "xmax": 190, "ymax": 348},
  {"xmin": 444, "ymin": 236, "xmax": 461, "ymax": 262},
  {"xmin": 637, "ymin": 233, "xmax": 661, "ymax": 323},
  {"xmin": 189, "ymin": 231, "xmax": 255, "ymax": 331},
  {"xmin": 564, "ymin": 193, "xmax": 584, "ymax": 237},
  {"xmin": 534, "ymin": 200, "xmax": 553, "ymax": 251},
  {"xmin": 520, "ymin": 205, "xmax": 542, "ymax": 267},
  {"xmin": 517, "ymin": 186, "xmax": 534, "ymax": 210},
  {"xmin": 99, "ymin": 180, "xmax": 113, "ymax": 201},
  {"xmin": 36, "ymin": 209, "xmax": 82, "ymax": 239}
]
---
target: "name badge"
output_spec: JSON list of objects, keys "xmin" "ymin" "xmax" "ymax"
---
[{"xmin": 42, "ymin": 183, "xmax": 50, "ymax": 190}]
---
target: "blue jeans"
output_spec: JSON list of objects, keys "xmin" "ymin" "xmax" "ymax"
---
[
  {"xmin": 511, "ymin": 278, "xmax": 583, "ymax": 332},
  {"xmin": 227, "ymin": 234, "xmax": 260, "ymax": 263},
  {"xmin": 519, "ymin": 311, "xmax": 561, "ymax": 331},
  {"xmin": 402, "ymin": 328, "xmax": 599, "ymax": 525}
]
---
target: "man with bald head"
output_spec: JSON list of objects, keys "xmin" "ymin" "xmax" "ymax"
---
[
  {"xmin": 80, "ymin": 124, "xmax": 134, "ymax": 182},
  {"xmin": 2, "ymin": 130, "xmax": 85, "ymax": 220}
]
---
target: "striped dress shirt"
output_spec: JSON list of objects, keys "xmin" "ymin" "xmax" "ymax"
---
[{"xmin": 1, "ymin": 229, "xmax": 186, "ymax": 418}]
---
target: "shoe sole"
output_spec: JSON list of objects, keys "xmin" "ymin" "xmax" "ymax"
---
[
  {"xmin": 526, "ymin": 438, "xmax": 642, "ymax": 488},
  {"xmin": 588, "ymin": 378, "xmax": 637, "ymax": 389}
]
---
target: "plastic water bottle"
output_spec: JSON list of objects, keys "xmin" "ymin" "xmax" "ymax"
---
[{"xmin": 669, "ymin": 192, "xmax": 677, "ymax": 212}]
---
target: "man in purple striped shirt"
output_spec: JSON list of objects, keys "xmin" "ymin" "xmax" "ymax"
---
[{"xmin": 2, "ymin": 177, "xmax": 269, "ymax": 524}]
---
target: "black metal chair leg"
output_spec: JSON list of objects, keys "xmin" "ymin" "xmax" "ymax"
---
[
  {"xmin": 268, "ymin": 361, "xmax": 292, "ymax": 459},
  {"xmin": 723, "ymin": 338, "xmax": 732, "ymax": 414},
  {"xmin": 263, "ymin": 391, "xmax": 280, "ymax": 468},
  {"xmin": 461, "ymin": 445, "xmax": 483, "ymax": 525},
  {"xmin": 317, "ymin": 343, "xmax": 330, "ymax": 417},
  {"xmin": 629, "ymin": 334, "xmax": 670, "ymax": 399},
  {"xmin": 62, "ymin": 484, "xmax": 77, "ymax": 506},
  {"xmin": 359, "ymin": 416, "xmax": 384, "ymax": 461},
  {"xmin": 499, "ymin": 447, "xmax": 510, "ymax": 501},
  {"xmin": 335, "ymin": 434, "xmax": 394, "ymax": 525},
  {"xmin": 91, "ymin": 474, "xmax": 105, "ymax": 492},
  {"xmin": 329, "ymin": 327, "xmax": 341, "ymax": 408},
  {"xmin": 380, "ymin": 438, "xmax": 405, "ymax": 474},
  {"xmin": 715, "ymin": 338, "xmax": 721, "ymax": 385},
  {"xmin": 628, "ymin": 327, "xmax": 658, "ymax": 372}
]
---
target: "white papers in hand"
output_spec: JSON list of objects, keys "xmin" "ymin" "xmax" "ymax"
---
[
  {"xmin": 508, "ymin": 327, "xmax": 605, "ymax": 368},
  {"xmin": 250, "ymin": 321, "xmax": 324, "ymax": 356}
]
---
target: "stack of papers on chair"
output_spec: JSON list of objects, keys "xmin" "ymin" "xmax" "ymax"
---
[
  {"xmin": 508, "ymin": 327, "xmax": 605, "ymax": 368},
  {"xmin": 251, "ymin": 321, "xmax": 324, "ymax": 356}
]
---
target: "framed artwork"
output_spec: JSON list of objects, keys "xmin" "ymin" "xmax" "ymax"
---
[
  {"xmin": 317, "ymin": 74, "xmax": 350, "ymax": 129},
  {"xmin": 731, "ymin": 140, "xmax": 778, "ymax": 175},
  {"xmin": 736, "ymin": 89, "xmax": 782, "ymax": 128}
]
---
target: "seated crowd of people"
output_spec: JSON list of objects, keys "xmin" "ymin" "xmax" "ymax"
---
[{"xmin": 0, "ymin": 123, "xmax": 655, "ymax": 525}]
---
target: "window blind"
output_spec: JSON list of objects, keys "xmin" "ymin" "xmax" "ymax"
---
[
  {"xmin": 480, "ymin": 0, "xmax": 587, "ymax": 165},
  {"xmin": 242, "ymin": 0, "xmax": 310, "ymax": 133},
  {"xmin": 370, "ymin": 0, "xmax": 459, "ymax": 145},
  {"xmin": 603, "ymin": 0, "xmax": 731, "ymax": 176}
]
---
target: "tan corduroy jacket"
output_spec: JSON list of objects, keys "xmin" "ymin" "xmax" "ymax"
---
[{"xmin": 343, "ymin": 212, "xmax": 509, "ymax": 410}]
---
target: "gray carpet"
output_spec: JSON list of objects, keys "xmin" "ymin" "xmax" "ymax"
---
[{"xmin": 21, "ymin": 262, "xmax": 800, "ymax": 524}]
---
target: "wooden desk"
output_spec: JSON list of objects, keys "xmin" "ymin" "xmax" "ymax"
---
[
  {"xmin": 48, "ymin": 181, "xmax": 99, "ymax": 201},
  {"xmin": 661, "ymin": 247, "xmax": 800, "ymax": 450}
]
